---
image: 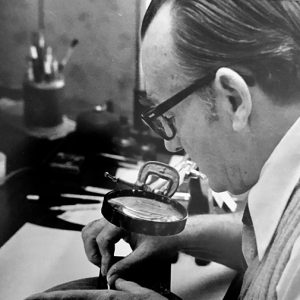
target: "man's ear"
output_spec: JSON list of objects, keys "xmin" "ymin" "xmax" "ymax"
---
[{"xmin": 214, "ymin": 67, "xmax": 252, "ymax": 131}]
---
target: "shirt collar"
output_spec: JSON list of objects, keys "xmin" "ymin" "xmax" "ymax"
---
[{"xmin": 248, "ymin": 117, "xmax": 300, "ymax": 261}]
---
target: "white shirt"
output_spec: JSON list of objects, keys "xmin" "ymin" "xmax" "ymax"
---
[{"xmin": 248, "ymin": 117, "xmax": 300, "ymax": 300}]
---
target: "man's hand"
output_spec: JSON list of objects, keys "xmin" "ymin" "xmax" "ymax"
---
[
  {"xmin": 81, "ymin": 219, "xmax": 179, "ymax": 286},
  {"xmin": 81, "ymin": 218, "xmax": 125, "ymax": 277},
  {"xmin": 25, "ymin": 278, "xmax": 168, "ymax": 300}
]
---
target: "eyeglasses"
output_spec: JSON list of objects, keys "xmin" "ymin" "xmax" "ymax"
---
[{"xmin": 141, "ymin": 72, "xmax": 216, "ymax": 140}]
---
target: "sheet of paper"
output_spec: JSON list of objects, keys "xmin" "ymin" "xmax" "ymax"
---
[
  {"xmin": 56, "ymin": 208, "xmax": 132, "ymax": 257},
  {"xmin": 0, "ymin": 223, "xmax": 131, "ymax": 300},
  {"xmin": 57, "ymin": 208, "xmax": 102, "ymax": 225},
  {"xmin": 212, "ymin": 191, "xmax": 237, "ymax": 212},
  {"xmin": 0, "ymin": 223, "xmax": 97, "ymax": 300},
  {"xmin": 115, "ymin": 167, "xmax": 139, "ymax": 184},
  {"xmin": 169, "ymin": 155, "xmax": 186, "ymax": 167}
]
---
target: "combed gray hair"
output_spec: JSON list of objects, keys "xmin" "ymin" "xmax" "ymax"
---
[{"xmin": 142, "ymin": 0, "xmax": 300, "ymax": 104}]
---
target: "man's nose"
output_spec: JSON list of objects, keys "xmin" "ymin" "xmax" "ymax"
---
[{"xmin": 164, "ymin": 136, "xmax": 183, "ymax": 153}]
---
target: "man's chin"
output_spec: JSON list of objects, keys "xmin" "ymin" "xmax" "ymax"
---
[
  {"xmin": 206, "ymin": 178, "xmax": 227, "ymax": 194},
  {"xmin": 210, "ymin": 186, "xmax": 227, "ymax": 194}
]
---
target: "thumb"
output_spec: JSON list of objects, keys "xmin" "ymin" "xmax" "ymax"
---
[
  {"xmin": 114, "ymin": 278, "xmax": 150, "ymax": 294},
  {"xmin": 106, "ymin": 246, "xmax": 147, "ymax": 284}
]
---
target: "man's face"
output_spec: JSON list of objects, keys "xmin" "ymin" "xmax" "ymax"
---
[{"xmin": 140, "ymin": 3, "xmax": 234, "ymax": 192}]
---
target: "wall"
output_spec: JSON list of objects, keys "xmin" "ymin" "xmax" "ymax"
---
[{"xmin": 0, "ymin": 0, "xmax": 137, "ymax": 120}]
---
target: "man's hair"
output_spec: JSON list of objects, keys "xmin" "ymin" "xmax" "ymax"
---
[{"xmin": 142, "ymin": 0, "xmax": 300, "ymax": 103}]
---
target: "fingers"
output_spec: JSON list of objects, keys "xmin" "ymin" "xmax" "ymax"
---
[
  {"xmin": 115, "ymin": 279, "xmax": 167, "ymax": 299},
  {"xmin": 106, "ymin": 244, "xmax": 148, "ymax": 286},
  {"xmin": 81, "ymin": 219, "xmax": 104, "ymax": 266},
  {"xmin": 96, "ymin": 225, "xmax": 118, "ymax": 277},
  {"xmin": 107, "ymin": 273, "xmax": 119, "ymax": 288},
  {"xmin": 97, "ymin": 225, "xmax": 127, "ymax": 276},
  {"xmin": 114, "ymin": 278, "xmax": 149, "ymax": 294},
  {"xmin": 81, "ymin": 219, "xmax": 125, "ymax": 277},
  {"xmin": 25, "ymin": 289, "xmax": 133, "ymax": 300}
]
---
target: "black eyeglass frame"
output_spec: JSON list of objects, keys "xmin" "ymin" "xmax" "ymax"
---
[
  {"xmin": 140, "ymin": 70, "xmax": 255, "ymax": 140},
  {"xmin": 140, "ymin": 71, "xmax": 216, "ymax": 140}
]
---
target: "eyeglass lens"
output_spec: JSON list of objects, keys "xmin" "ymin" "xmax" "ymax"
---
[{"xmin": 152, "ymin": 115, "xmax": 174, "ymax": 139}]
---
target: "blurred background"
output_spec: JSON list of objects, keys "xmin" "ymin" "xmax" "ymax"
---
[
  {"xmin": 0, "ymin": 0, "xmax": 159, "ymax": 173},
  {"xmin": 0, "ymin": 0, "xmax": 146, "ymax": 119}
]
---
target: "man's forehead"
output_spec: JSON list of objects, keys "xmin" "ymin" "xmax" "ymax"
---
[
  {"xmin": 141, "ymin": 3, "xmax": 174, "ymax": 71},
  {"xmin": 141, "ymin": 2, "xmax": 186, "ymax": 98},
  {"xmin": 142, "ymin": 2, "xmax": 173, "ymax": 48}
]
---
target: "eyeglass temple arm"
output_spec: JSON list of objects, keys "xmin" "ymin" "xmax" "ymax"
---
[{"xmin": 147, "ymin": 72, "xmax": 216, "ymax": 118}]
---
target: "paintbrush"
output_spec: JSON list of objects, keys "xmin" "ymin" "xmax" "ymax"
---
[{"xmin": 59, "ymin": 38, "xmax": 79, "ymax": 71}]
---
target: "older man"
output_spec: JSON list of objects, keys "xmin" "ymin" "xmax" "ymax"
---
[{"xmin": 28, "ymin": 0, "xmax": 300, "ymax": 299}]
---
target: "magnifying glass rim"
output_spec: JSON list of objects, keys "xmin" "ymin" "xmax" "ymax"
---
[{"xmin": 101, "ymin": 189, "xmax": 187, "ymax": 236}]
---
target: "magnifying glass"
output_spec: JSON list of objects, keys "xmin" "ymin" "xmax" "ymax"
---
[{"xmin": 101, "ymin": 161, "xmax": 189, "ymax": 236}]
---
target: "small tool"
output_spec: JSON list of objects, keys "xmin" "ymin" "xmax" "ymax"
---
[{"xmin": 59, "ymin": 39, "xmax": 79, "ymax": 71}]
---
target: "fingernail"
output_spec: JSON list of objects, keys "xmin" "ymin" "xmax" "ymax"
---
[{"xmin": 107, "ymin": 274, "xmax": 118, "ymax": 287}]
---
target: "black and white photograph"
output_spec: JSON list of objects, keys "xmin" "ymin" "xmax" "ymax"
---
[{"xmin": 0, "ymin": 1, "xmax": 300, "ymax": 299}]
